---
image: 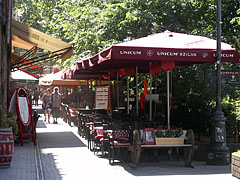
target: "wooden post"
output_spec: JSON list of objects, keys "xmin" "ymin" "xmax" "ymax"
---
[
  {"xmin": 7, "ymin": 0, "xmax": 12, "ymax": 108},
  {"xmin": 0, "ymin": 0, "xmax": 3, "ymax": 107}
]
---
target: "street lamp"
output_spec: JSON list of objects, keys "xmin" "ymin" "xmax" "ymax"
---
[{"xmin": 207, "ymin": 0, "xmax": 229, "ymax": 165}]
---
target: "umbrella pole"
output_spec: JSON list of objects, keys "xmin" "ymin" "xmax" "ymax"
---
[
  {"xmin": 149, "ymin": 62, "xmax": 152, "ymax": 121},
  {"xmin": 108, "ymin": 77, "xmax": 111, "ymax": 114},
  {"xmin": 167, "ymin": 71, "xmax": 170, "ymax": 129},
  {"xmin": 87, "ymin": 80, "xmax": 89, "ymax": 107},
  {"xmin": 90, "ymin": 81, "xmax": 92, "ymax": 107},
  {"xmin": 127, "ymin": 76, "xmax": 129, "ymax": 114},
  {"xmin": 136, "ymin": 66, "xmax": 138, "ymax": 116},
  {"xmin": 117, "ymin": 73, "xmax": 119, "ymax": 110}
]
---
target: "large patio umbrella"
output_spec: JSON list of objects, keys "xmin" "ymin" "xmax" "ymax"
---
[
  {"xmin": 75, "ymin": 31, "xmax": 240, "ymax": 127},
  {"xmin": 82, "ymin": 31, "xmax": 239, "ymax": 70}
]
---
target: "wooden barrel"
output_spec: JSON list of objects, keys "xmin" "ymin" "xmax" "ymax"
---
[{"xmin": 0, "ymin": 128, "xmax": 14, "ymax": 168}]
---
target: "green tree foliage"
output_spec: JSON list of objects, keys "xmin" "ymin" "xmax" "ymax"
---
[
  {"xmin": 13, "ymin": 0, "xmax": 239, "ymax": 60},
  {"xmin": 13, "ymin": 0, "xmax": 240, "ymax": 138}
]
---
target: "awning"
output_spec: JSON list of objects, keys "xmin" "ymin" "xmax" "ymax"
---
[
  {"xmin": 39, "ymin": 71, "xmax": 87, "ymax": 86},
  {"xmin": 12, "ymin": 19, "xmax": 73, "ymax": 62},
  {"xmin": 39, "ymin": 79, "xmax": 87, "ymax": 86},
  {"xmin": 10, "ymin": 70, "xmax": 38, "ymax": 81},
  {"xmin": 11, "ymin": 53, "xmax": 43, "ymax": 75}
]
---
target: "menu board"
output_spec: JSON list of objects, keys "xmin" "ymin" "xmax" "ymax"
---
[{"xmin": 95, "ymin": 86, "xmax": 109, "ymax": 110}]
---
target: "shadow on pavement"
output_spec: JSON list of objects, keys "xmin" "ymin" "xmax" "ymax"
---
[
  {"xmin": 37, "ymin": 131, "xmax": 86, "ymax": 148},
  {"xmin": 36, "ymin": 119, "xmax": 47, "ymax": 128},
  {"xmin": 121, "ymin": 156, "xmax": 231, "ymax": 177},
  {"xmin": 39, "ymin": 152, "xmax": 63, "ymax": 179}
]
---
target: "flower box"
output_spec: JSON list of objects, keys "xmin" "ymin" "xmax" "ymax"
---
[{"xmin": 155, "ymin": 137, "xmax": 184, "ymax": 145}]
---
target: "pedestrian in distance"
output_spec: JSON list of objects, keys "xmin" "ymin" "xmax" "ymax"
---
[
  {"xmin": 33, "ymin": 88, "xmax": 40, "ymax": 106},
  {"xmin": 42, "ymin": 88, "xmax": 51, "ymax": 123},
  {"xmin": 51, "ymin": 86, "xmax": 61, "ymax": 124}
]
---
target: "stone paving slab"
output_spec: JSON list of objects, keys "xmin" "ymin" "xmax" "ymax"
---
[{"xmin": 0, "ymin": 142, "xmax": 37, "ymax": 180}]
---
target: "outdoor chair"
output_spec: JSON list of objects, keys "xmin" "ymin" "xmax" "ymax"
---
[
  {"xmin": 93, "ymin": 126, "xmax": 103, "ymax": 155},
  {"xmin": 66, "ymin": 106, "xmax": 78, "ymax": 126},
  {"xmin": 60, "ymin": 103, "xmax": 65, "ymax": 118},
  {"xmin": 108, "ymin": 123, "xmax": 132, "ymax": 164},
  {"xmin": 32, "ymin": 110, "xmax": 40, "ymax": 139},
  {"xmin": 100, "ymin": 123, "xmax": 111, "ymax": 157},
  {"xmin": 87, "ymin": 122, "xmax": 94, "ymax": 151},
  {"xmin": 62, "ymin": 104, "xmax": 68, "ymax": 123},
  {"xmin": 77, "ymin": 113, "xmax": 84, "ymax": 137},
  {"xmin": 69, "ymin": 106, "xmax": 79, "ymax": 126}
]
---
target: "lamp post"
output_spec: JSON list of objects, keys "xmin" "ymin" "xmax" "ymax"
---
[{"xmin": 207, "ymin": 0, "xmax": 229, "ymax": 165}]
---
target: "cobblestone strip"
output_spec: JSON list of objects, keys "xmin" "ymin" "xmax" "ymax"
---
[{"xmin": 35, "ymin": 139, "xmax": 44, "ymax": 180}]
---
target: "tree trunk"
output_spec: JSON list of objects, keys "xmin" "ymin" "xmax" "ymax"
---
[{"xmin": 0, "ymin": 0, "xmax": 10, "ymax": 112}]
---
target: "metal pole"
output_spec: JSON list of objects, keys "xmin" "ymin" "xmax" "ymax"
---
[
  {"xmin": 167, "ymin": 71, "xmax": 170, "ymax": 129},
  {"xmin": 136, "ymin": 66, "xmax": 139, "ymax": 116},
  {"xmin": 127, "ymin": 76, "xmax": 129, "ymax": 114},
  {"xmin": 149, "ymin": 62, "xmax": 152, "ymax": 121},
  {"xmin": 216, "ymin": 0, "xmax": 222, "ymax": 111},
  {"xmin": 207, "ymin": 0, "xmax": 229, "ymax": 165},
  {"xmin": 108, "ymin": 77, "xmax": 111, "ymax": 114},
  {"xmin": 117, "ymin": 73, "xmax": 119, "ymax": 109}
]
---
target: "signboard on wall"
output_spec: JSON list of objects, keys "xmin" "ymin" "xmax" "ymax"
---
[
  {"xmin": 95, "ymin": 86, "xmax": 109, "ymax": 110},
  {"xmin": 206, "ymin": 70, "xmax": 240, "ymax": 94}
]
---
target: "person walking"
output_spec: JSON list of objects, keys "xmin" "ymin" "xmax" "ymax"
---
[
  {"xmin": 42, "ymin": 88, "xmax": 51, "ymax": 123},
  {"xmin": 33, "ymin": 88, "xmax": 40, "ymax": 106},
  {"xmin": 51, "ymin": 87, "xmax": 61, "ymax": 124}
]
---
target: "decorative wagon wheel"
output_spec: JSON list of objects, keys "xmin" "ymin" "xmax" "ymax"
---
[
  {"xmin": 131, "ymin": 129, "xmax": 141, "ymax": 166},
  {"xmin": 184, "ymin": 129, "xmax": 195, "ymax": 167}
]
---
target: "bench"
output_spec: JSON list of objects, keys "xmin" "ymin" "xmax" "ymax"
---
[{"xmin": 129, "ymin": 129, "xmax": 195, "ymax": 167}]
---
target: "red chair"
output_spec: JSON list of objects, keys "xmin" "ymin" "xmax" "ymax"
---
[
  {"xmin": 108, "ymin": 129, "xmax": 131, "ymax": 164},
  {"xmin": 93, "ymin": 128, "xmax": 103, "ymax": 155}
]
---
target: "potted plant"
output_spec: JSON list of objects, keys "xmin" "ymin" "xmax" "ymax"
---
[
  {"xmin": 0, "ymin": 106, "xmax": 18, "ymax": 168},
  {"xmin": 155, "ymin": 128, "xmax": 184, "ymax": 145}
]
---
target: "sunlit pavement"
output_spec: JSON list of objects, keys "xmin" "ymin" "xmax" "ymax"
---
[{"xmin": 0, "ymin": 106, "xmax": 237, "ymax": 180}]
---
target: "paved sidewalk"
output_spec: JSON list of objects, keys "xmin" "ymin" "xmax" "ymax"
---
[{"xmin": 0, "ymin": 111, "xmax": 237, "ymax": 180}]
